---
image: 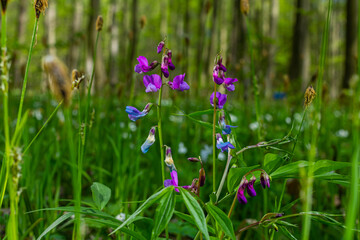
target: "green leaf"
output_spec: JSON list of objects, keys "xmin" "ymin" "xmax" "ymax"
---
[
  {"xmin": 279, "ymin": 226, "xmax": 297, "ymax": 240},
  {"xmin": 37, "ymin": 212, "xmax": 74, "ymax": 240},
  {"xmin": 264, "ymin": 153, "xmax": 284, "ymax": 174},
  {"xmin": 151, "ymin": 189, "xmax": 176, "ymax": 239},
  {"xmin": 110, "ymin": 187, "xmax": 170, "ymax": 235},
  {"xmin": 227, "ymin": 165, "xmax": 259, "ymax": 192},
  {"xmin": 270, "ymin": 161, "xmax": 309, "ymax": 179},
  {"xmin": 91, "ymin": 182, "xmax": 111, "ymax": 210},
  {"xmin": 173, "ymin": 211, "xmax": 216, "ymax": 235},
  {"xmin": 188, "ymin": 109, "xmax": 214, "ymax": 117},
  {"xmin": 179, "ymin": 188, "xmax": 209, "ymax": 240},
  {"xmin": 206, "ymin": 204, "xmax": 236, "ymax": 240},
  {"xmin": 313, "ymin": 160, "xmax": 350, "ymax": 175}
]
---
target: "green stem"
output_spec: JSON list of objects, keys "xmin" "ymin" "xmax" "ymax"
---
[
  {"xmin": 76, "ymin": 91, "xmax": 83, "ymax": 240},
  {"xmin": 212, "ymin": 83, "xmax": 217, "ymax": 193},
  {"xmin": 289, "ymin": 108, "xmax": 308, "ymax": 162},
  {"xmin": 23, "ymin": 101, "xmax": 63, "ymax": 155},
  {"xmin": 15, "ymin": 17, "xmax": 38, "ymax": 132},
  {"xmin": 302, "ymin": 1, "xmax": 332, "ymax": 239},
  {"xmin": 157, "ymin": 82, "xmax": 165, "ymax": 184},
  {"xmin": 344, "ymin": 0, "xmax": 360, "ymax": 236}
]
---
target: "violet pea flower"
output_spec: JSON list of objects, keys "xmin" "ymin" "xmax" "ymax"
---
[
  {"xmin": 224, "ymin": 78, "xmax": 238, "ymax": 91},
  {"xmin": 260, "ymin": 171, "xmax": 271, "ymax": 189},
  {"xmin": 125, "ymin": 103, "xmax": 153, "ymax": 121},
  {"xmin": 143, "ymin": 74, "xmax": 162, "ymax": 92},
  {"xmin": 161, "ymin": 55, "xmax": 170, "ymax": 78},
  {"xmin": 164, "ymin": 170, "xmax": 191, "ymax": 192},
  {"xmin": 216, "ymin": 133, "xmax": 235, "ymax": 152},
  {"xmin": 141, "ymin": 127, "xmax": 156, "ymax": 153},
  {"xmin": 219, "ymin": 111, "xmax": 237, "ymax": 135},
  {"xmin": 246, "ymin": 176, "xmax": 257, "ymax": 197},
  {"xmin": 237, "ymin": 178, "xmax": 248, "ymax": 204},
  {"xmin": 210, "ymin": 92, "xmax": 227, "ymax": 109},
  {"xmin": 157, "ymin": 41, "xmax": 165, "ymax": 54},
  {"xmin": 134, "ymin": 56, "xmax": 157, "ymax": 74},
  {"xmin": 168, "ymin": 73, "xmax": 190, "ymax": 91}
]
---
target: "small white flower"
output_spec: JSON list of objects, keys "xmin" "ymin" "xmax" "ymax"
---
[
  {"xmin": 229, "ymin": 114, "xmax": 238, "ymax": 123},
  {"xmin": 285, "ymin": 117, "xmax": 291, "ymax": 125},
  {"xmin": 128, "ymin": 122, "xmax": 137, "ymax": 132},
  {"xmin": 178, "ymin": 142, "xmax": 187, "ymax": 154},
  {"xmin": 265, "ymin": 114, "xmax": 273, "ymax": 122},
  {"xmin": 218, "ymin": 152, "xmax": 226, "ymax": 161},
  {"xmin": 116, "ymin": 213, "xmax": 126, "ymax": 222},
  {"xmin": 336, "ymin": 129, "xmax": 349, "ymax": 138},
  {"xmin": 249, "ymin": 122, "xmax": 259, "ymax": 131}
]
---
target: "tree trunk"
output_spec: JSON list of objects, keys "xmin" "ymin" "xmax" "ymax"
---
[
  {"xmin": 289, "ymin": 0, "xmax": 310, "ymax": 89},
  {"xmin": 343, "ymin": 0, "xmax": 358, "ymax": 88},
  {"xmin": 265, "ymin": 0, "xmax": 279, "ymax": 99},
  {"xmin": 13, "ymin": 0, "xmax": 28, "ymax": 87},
  {"xmin": 109, "ymin": 0, "xmax": 119, "ymax": 87},
  {"xmin": 46, "ymin": 1, "xmax": 56, "ymax": 55},
  {"xmin": 68, "ymin": 1, "xmax": 83, "ymax": 70}
]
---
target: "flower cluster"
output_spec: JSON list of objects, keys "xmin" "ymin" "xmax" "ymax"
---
[
  {"xmin": 218, "ymin": 111, "xmax": 237, "ymax": 135},
  {"xmin": 210, "ymin": 56, "xmax": 238, "ymax": 109},
  {"xmin": 237, "ymin": 170, "xmax": 271, "ymax": 204},
  {"xmin": 216, "ymin": 133, "xmax": 235, "ymax": 152}
]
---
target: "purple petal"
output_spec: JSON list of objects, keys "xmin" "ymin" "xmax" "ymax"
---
[
  {"xmin": 157, "ymin": 41, "xmax": 165, "ymax": 54},
  {"xmin": 171, "ymin": 170, "xmax": 178, "ymax": 187},
  {"xmin": 213, "ymin": 75, "xmax": 224, "ymax": 85},
  {"xmin": 225, "ymin": 84, "xmax": 235, "ymax": 91},
  {"xmin": 137, "ymin": 56, "xmax": 149, "ymax": 67},
  {"xmin": 161, "ymin": 67, "xmax": 169, "ymax": 78},
  {"xmin": 179, "ymin": 81, "xmax": 190, "ymax": 91},
  {"xmin": 145, "ymin": 83, "xmax": 159, "ymax": 93},
  {"xmin": 134, "ymin": 64, "xmax": 142, "ymax": 73},
  {"xmin": 224, "ymin": 78, "xmax": 238, "ymax": 84},
  {"xmin": 168, "ymin": 58, "xmax": 175, "ymax": 70},
  {"xmin": 164, "ymin": 179, "xmax": 174, "ymax": 187},
  {"xmin": 151, "ymin": 74, "xmax": 162, "ymax": 89},
  {"xmin": 143, "ymin": 75, "xmax": 151, "ymax": 88}
]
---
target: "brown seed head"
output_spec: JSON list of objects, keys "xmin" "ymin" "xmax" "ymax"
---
[
  {"xmin": 1, "ymin": 0, "xmax": 8, "ymax": 13},
  {"xmin": 34, "ymin": 0, "xmax": 48, "ymax": 19},
  {"xmin": 140, "ymin": 15, "xmax": 147, "ymax": 29},
  {"xmin": 304, "ymin": 86, "xmax": 316, "ymax": 107},
  {"xmin": 240, "ymin": 0, "xmax": 250, "ymax": 15},
  {"xmin": 71, "ymin": 69, "xmax": 84, "ymax": 90},
  {"xmin": 43, "ymin": 55, "xmax": 72, "ymax": 106},
  {"xmin": 96, "ymin": 15, "xmax": 103, "ymax": 31}
]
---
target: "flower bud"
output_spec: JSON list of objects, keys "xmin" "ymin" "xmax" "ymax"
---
[
  {"xmin": 237, "ymin": 177, "xmax": 248, "ymax": 204},
  {"xmin": 96, "ymin": 15, "xmax": 103, "ymax": 31},
  {"xmin": 260, "ymin": 171, "xmax": 271, "ymax": 189},
  {"xmin": 199, "ymin": 168, "xmax": 205, "ymax": 187},
  {"xmin": 141, "ymin": 127, "xmax": 156, "ymax": 153},
  {"xmin": 187, "ymin": 157, "xmax": 200, "ymax": 163},
  {"xmin": 164, "ymin": 146, "xmax": 175, "ymax": 170},
  {"xmin": 246, "ymin": 176, "xmax": 257, "ymax": 197},
  {"xmin": 157, "ymin": 41, "xmax": 165, "ymax": 54},
  {"xmin": 143, "ymin": 103, "xmax": 153, "ymax": 113}
]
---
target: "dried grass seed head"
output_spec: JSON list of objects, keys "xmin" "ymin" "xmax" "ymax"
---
[
  {"xmin": 43, "ymin": 55, "xmax": 72, "ymax": 106},
  {"xmin": 304, "ymin": 86, "xmax": 316, "ymax": 107},
  {"xmin": 34, "ymin": 0, "xmax": 48, "ymax": 18},
  {"xmin": 96, "ymin": 15, "xmax": 103, "ymax": 31},
  {"xmin": 240, "ymin": 0, "xmax": 250, "ymax": 15},
  {"xmin": 1, "ymin": 0, "xmax": 8, "ymax": 13}
]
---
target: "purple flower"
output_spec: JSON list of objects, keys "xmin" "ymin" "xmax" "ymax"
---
[
  {"xmin": 216, "ymin": 133, "xmax": 235, "ymax": 152},
  {"xmin": 168, "ymin": 73, "xmax": 190, "ymax": 91},
  {"xmin": 125, "ymin": 103, "xmax": 153, "ymax": 121},
  {"xmin": 212, "ymin": 57, "xmax": 227, "ymax": 85},
  {"xmin": 157, "ymin": 41, "xmax": 165, "ymax": 54},
  {"xmin": 134, "ymin": 56, "xmax": 157, "ymax": 74},
  {"xmin": 167, "ymin": 50, "xmax": 175, "ymax": 70},
  {"xmin": 237, "ymin": 178, "xmax": 248, "ymax": 204},
  {"xmin": 224, "ymin": 78, "xmax": 238, "ymax": 92},
  {"xmin": 161, "ymin": 55, "xmax": 169, "ymax": 78},
  {"xmin": 164, "ymin": 170, "xmax": 180, "ymax": 192},
  {"xmin": 246, "ymin": 176, "xmax": 257, "ymax": 197},
  {"xmin": 141, "ymin": 127, "xmax": 156, "ymax": 153},
  {"xmin": 219, "ymin": 111, "xmax": 237, "ymax": 135},
  {"xmin": 210, "ymin": 92, "xmax": 227, "ymax": 109},
  {"xmin": 143, "ymin": 74, "xmax": 162, "ymax": 92},
  {"xmin": 260, "ymin": 171, "xmax": 271, "ymax": 189}
]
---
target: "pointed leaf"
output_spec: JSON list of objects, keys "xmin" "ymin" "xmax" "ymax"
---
[
  {"xmin": 151, "ymin": 189, "xmax": 176, "ymax": 239},
  {"xmin": 227, "ymin": 165, "xmax": 259, "ymax": 192},
  {"xmin": 179, "ymin": 188, "xmax": 209, "ymax": 240},
  {"xmin": 206, "ymin": 204, "xmax": 236, "ymax": 240},
  {"xmin": 37, "ymin": 212, "xmax": 74, "ymax": 240}
]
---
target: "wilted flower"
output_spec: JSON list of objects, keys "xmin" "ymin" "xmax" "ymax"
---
[
  {"xmin": 210, "ymin": 92, "xmax": 227, "ymax": 109},
  {"xmin": 246, "ymin": 176, "xmax": 257, "ymax": 197},
  {"xmin": 164, "ymin": 146, "xmax": 175, "ymax": 170},
  {"xmin": 224, "ymin": 78, "xmax": 238, "ymax": 91},
  {"xmin": 125, "ymin": 103, "xmax": 153, "ymax": 121},
  {"xmin": 168, "ymin": 73, "xmax": 190, "ymax": 91},
  {"xmin": 134, "ymin": 56, "xmax": 157, "ymax": 74},
  {"xmin": 198, "ymin": 167, "xmax": 205, "ymax": 187},
  {"xmin": 143, "ymin": 74, "xmax": 162, "ymax": 92},
  {"xmin": 260, "ymin": 171, "xmax": 271, "ymax": 189},
  {"xmin": 96, "ymin": 15, "xmax": 103, "ymax": 31},
  {"xmin": 216, "ymin": 133, "xmax": 235, "ymax": 152},
  {"xmin": 141, "ymin": 127, "xmax": 156, "ymax": 153},
  {"xmin": 157, "ymin": 41, "xmax": 165, "ymax": 54},
  {"xmin": 219, "ymin": 111, "xmax": 237, "ymax": 135},
  {"xmin": 237, "ymin": 178, "xmax": 248, "ymax": 204}
]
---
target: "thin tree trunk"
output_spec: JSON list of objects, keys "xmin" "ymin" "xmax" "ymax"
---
[
  {"xmin": 343, "ymin": 0, "xmax": 358, "ymax": 88},
  {"xmin": 46, "ymin": 1, "xmax": 56, "ymax": 56},
  {"xmin": 194, "ymin": 0, "xmax": 206, "ymax": 97},
  {"xmin": 109, "ymin": 0, "xmax": 119, "ymax": 87},
  {"xmin": 13, "ymin": 0, "xmax": 28, "ymax": 87},
  {"xmin": 289, "ymin": 0, "xmax": 310, "ymax": 89},
  {"xmin": 265, "ymin": 0, "xmax": 279, "ymax": 99},
  {"xmin": 68, "ymin": 1, "xmax": 83, "ymax": 70}
]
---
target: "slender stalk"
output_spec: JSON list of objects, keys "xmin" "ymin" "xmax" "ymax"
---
[
  {"xmin": 219, "ymin": 194, "xmax": 237, "ymax": 240},
  {"xmin": 212, "ymin": 83, "xmax": 217, "ymax": 193},
  {"xmin": 15, "ymin": 18, "xmax": 39, "ymax": 132},
  {"xmin": 216, "ymin": 136, "xmax": 232, "ymax": 201},
  {"xmin": 76, "ymin": 91, "xmax": 83, "ymax": 240},
  {"xmin": 23, "ymin": 101, "xmax": 63, "ymax": 155},
  {"xmin": 344, "ymin": 0, "xmax": 360, "ymax": 236},
  {"xmin": 157, "ymin": 81, "xmax": 165, "ymax": 184},
  {"xmin": 302, "ymin": 1, "xmax": 332, "ymax": 239},
  {"xmin": 289, "ymin": 108, "xmax": 307, "ymax": 162}
]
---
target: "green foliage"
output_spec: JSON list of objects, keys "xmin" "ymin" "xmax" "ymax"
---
[
  {"xmin": 91, "ymin": 182, "xmax": 111, "ymax": 211},
  {"xmin": 206, "ymin": 204, "xmax": 236, "ymax": 240}
]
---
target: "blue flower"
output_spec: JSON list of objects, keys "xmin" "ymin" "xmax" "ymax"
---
[
  {"xmin": 216, "ymin": 133, "xmax": 235, "ymax": 152},
  {"xmin": 125, "ymin": 103, "xmax": 153, "ymax": 121},
  {"xmin": 219, "ymin": 111, "xmax": 237, "ymax": 135},
  {"xmin": 141, "ymin": 127, "xmax": 156, "ymax": 153}
]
